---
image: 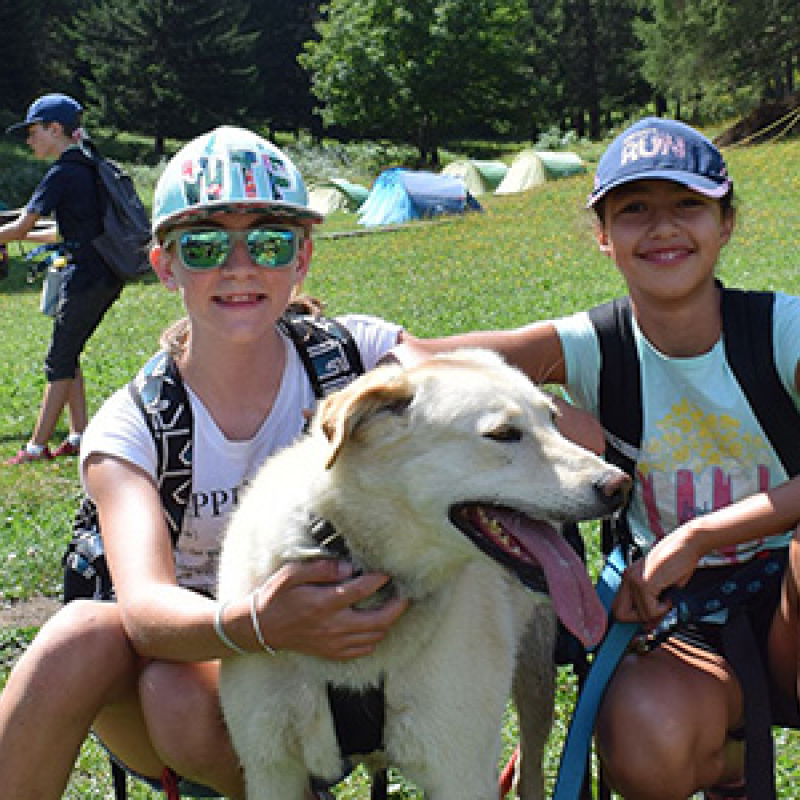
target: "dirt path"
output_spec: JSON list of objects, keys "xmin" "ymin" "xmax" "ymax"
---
[{"xmin": 0, "ymin": 596, "xmax": 61, "ymax": 629}]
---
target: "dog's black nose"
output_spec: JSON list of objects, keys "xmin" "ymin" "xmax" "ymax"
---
[{"xmin": 594, "ymin": 471, "xmax": 632, "ymax": 509}]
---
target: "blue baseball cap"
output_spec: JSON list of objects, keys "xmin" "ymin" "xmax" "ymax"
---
[
  {"xmin": 588, "ymin": 117, "xmax": 731, "ymax": 207},
  {"xmin": 6, "ymin": 93, "xmax": 83, "ymax": 135}
]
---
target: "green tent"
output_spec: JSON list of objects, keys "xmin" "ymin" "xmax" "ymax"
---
[
  {"xmin": 495, "ymin": 150, "xmax": 586, "ymax": 195},
  {"xmin": 308, "ymin": 178, "xmax": 369, "ymax": 215},
  {"xmin": 441, "ymin": 159, "xmax": 508, "ymax": 196},
  {"xmin": 536, "ymin": 151, "xmax": 587, "ymax": 178}
]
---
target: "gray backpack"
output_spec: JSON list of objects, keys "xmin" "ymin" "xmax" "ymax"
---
[{"xmin": 81, "ymin": 142, "xmax": 151, "ymax": 281}]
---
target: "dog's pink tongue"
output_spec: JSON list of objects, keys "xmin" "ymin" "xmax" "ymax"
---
[{"xmin": 504, "ymin": 514, "xmax": 607, "ymax": 649}]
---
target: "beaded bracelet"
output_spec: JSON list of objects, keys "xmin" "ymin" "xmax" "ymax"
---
[
  {"xmin": 214, "ymin": 600, "xmax": 247, "ymax": 655},
  {"xmin": 250, "ymin": 589, "xmax": 276, "ymax": 655}
]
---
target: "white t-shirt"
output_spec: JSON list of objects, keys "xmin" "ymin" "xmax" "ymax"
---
[
  {"xmin": 80, "ymin": 314, "xmax": 403, "ymax": 596},
  {"xmin": 555, "ymin": 292, "xmax": 800, "ymax": 565}
]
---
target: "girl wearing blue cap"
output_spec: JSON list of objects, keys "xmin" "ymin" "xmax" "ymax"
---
[
  {"xmin": 2, "ymin": 93, "xmax": 124, "ymax": 464},
  {"xmin": 0, "ymin": 126, "xmax": 412, "ymax": 798},
  {"xmin": 398, "ymin": 117, "xmax": 800, "ymax": 798}
]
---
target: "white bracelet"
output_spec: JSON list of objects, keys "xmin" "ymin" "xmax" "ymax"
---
[
  {"xmin": 214, "ymin": 600, "xmax": 247, "ymax": 655},
  {"xmin": 250, "ymin": 589, "xmax": 276, "ymax": 655}
]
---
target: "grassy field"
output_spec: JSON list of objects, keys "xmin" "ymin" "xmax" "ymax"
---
[{"xmin": 1, "ymin": 133, "xmax": 799, "ymax": 797}]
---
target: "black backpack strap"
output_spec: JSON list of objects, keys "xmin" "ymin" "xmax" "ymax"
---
[
  {"xmin": 720, "ymin": 285, "xmax": 800, "ymax": 477},
  {"xmin": 587, "ymin": 297, "xmax": 642, "ymax": 477},
  {"xmin": 588, "ymin": 297, "xmax": 641, "ymax": 556},
  {"xmin": 63, "ymin": 352, "xmax": 192, "ymax": 604},
  {"xmin": 278, "ymin": 313, "xmax": 365, "ymax": 399},
  {"xmin": 128, "ymin": 351, "xmax": 194, "ymax": 544},
  {"xmin": 717, "ymin": 285, "xmax": 800, "ymax": 797}
]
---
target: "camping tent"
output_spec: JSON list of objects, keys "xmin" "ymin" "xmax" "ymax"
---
[
  {"xmin": 308, "ymin": 178, "xmax": 369, "ymax": 215},
  {"xmin": 536, "ymin": 151, "xmax": 587, "ymax": 178},
  {"xmin": 358, "ymin": 169, "xmax": 482, "ymax": 227},
  {"xmin": 441, "ymin": 159, "xmax": 508, "ymax": 196},
  {"xmin": 494, "ymin": 150, "xmax": 586, "ymax": 195}
]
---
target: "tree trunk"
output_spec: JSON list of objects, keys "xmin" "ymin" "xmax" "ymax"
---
[
  {"xmin": 573, "ymin": 111, "xmax": 586, "ymax": 139},
  {"xmin": 576, "ymin": 0, "xmax": 600, "ymax": 140},
  {"xmin": 417, "ymin": 114, "xmax": 439, "ymax": 167}
]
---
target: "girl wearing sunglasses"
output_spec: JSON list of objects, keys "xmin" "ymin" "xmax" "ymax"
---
[{"xmin": 0, "ymin": 126, "xmax": 414, "ymax": 799}]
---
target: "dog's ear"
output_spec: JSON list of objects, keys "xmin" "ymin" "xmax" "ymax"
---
[{"xmin": 317, "ymin": 366, "xmax": 414, "ymax": 469}]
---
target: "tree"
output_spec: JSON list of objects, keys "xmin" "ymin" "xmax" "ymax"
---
[
  {"xmin": 595, "ymin": 0, "xmax": 653, "ymax": 126},
  {"xmin": 637, "ymin": 0, "xmax": 800, "ymax": 117},
  {"xmin": 38, "ymin": 0, "xmax": 93, "ymax": 100},
  {"xmin": 301, "ymin": 0, "xmax": 533, "ymax": 165},
  {"xmin": 520, "ymin": 0, "xmax": 563, "ymax": 140},
  {"xmin": 247, "ymin": 0, "xmax": 319, "ymax": 136},
  {"xmin": 554, "ymin": 0, "xmax": 648, "ymax": 139},
  {"xmin": 0, "ymin": 0, "xmax": 46, "ymax": 111},
  {"xmin": 65, "ymin": 0, "xmax": 258, "ymax": 156}
]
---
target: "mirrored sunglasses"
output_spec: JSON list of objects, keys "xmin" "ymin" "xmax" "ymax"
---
[{"xmin": 163, "ymin": 226, "xmax": 300, "ymax": 271}]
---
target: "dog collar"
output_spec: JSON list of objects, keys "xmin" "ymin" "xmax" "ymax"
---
[
  {"xmin": 309, "ymin": 516, "xmax": 351, "ymax": 560},
  {"xmin": 307, "ymin": 515, "xmax": 397, "ymax": 610}
]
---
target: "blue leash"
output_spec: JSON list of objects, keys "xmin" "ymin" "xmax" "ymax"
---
[
  {"xmin": 552, "ymin": 547, "xmax": 638, "ymax": 800},
  {"xmin": 552, "ymin": 547, "xmax": 787, "ymax": 800}
]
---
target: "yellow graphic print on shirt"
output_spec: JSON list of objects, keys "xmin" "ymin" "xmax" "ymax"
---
[{"xmin": 636, "ymin": 398, "xmax": 772, "ymax": 561}]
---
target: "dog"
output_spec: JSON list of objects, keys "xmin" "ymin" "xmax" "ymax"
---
[{"xmin": 218, "ymin": 349, "xmax": 629, "ymax": 800}]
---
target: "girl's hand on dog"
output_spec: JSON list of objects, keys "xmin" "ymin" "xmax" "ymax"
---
[{"xmin": 253, "ymin": 559, "xmax": 408, "ymax": 661}]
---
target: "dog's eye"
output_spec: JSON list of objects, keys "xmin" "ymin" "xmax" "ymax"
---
[{"xmin": 484, "ymin": 425, "xmax": 522, "ymax": 442}]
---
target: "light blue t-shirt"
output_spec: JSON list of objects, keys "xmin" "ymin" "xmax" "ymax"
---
[{"xmin": 556, "ymin": 292, "xmax": 800, "ymax": 565}]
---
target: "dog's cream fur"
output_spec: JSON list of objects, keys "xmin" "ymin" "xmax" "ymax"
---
[{"xmin": 218, "ymin": 350, "xmax": 627, "ymax": 800}]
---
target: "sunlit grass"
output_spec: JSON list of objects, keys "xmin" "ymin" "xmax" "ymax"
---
[{"xmin": 1, "ymin": 134, "xmax": 799, "ymax": 797}]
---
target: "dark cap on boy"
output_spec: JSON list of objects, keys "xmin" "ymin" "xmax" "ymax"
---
[{"xmin": 6, "ymin": 93, "xmax": 83, "ymax": 135}]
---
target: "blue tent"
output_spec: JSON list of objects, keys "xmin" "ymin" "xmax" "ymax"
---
[{"xmin": 358, "ymin": 168, "xmax": 482, "ymax": 227}]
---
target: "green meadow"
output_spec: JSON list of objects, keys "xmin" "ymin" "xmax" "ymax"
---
[{"xmin": 1, "ymin": 133, "xmax": 799, "ymax": 797}]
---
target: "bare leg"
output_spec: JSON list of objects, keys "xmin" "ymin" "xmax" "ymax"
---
[
  {"xmin": 137, "ymin": 660, "xmax": 245, "ymax": 797},
  {"xmin": 595, "ymin": 641, "xmax": 743, "ymax": 799},
  {"xmin": 769, "ymin": 526, "xmax": 800, "ymax": 700},
  {"xmin": 0, "ymin": 602, "xmax": 142, "ymax": 799},
  {"xmin": 0, "ymin": 601, "xmax": 246, "ymax": 799},
  {"xmin": 66, "ymin": 367, "xmax": 88, "ymax": 435},
  {"xmin": 29, "ymin": 378, "xmax": 74, "ymax": 447}
]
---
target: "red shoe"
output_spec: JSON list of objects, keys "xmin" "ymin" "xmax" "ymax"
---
[
  {"xmin": 52, "ymin": 440, "xmax": 80, "ymax": 458},
  {"xmin": 5, "ymin": 446, "xmax": 53, "ymax": 465}
]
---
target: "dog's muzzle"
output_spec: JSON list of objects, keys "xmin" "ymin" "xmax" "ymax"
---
[{"xmin": 448, "ymin": 503, "xmax": 607, "ymax": 649}]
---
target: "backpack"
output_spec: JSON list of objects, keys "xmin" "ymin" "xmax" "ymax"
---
[
  {"xmin": 80, "ymin": 142, "xmax": 151, "ymax": 282},
  {"xmin": 62, "ymin": 312, "xmax": 365, "ymax": 603}
]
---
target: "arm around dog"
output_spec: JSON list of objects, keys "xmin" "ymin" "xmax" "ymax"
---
[
  {"xmin": 238, "ymin": 563, "xmax": 409, "ymax": 661},
  {"xmin": 392, "ymin": 322, "xmax": 567, "ymax": 385},
  {"xmin": 395, "ymin": 328, "xmax": 605, "ymax": 453},
  {"xmin": 210, "ymin": 561, "xmax": 409, "ymax": 662},
  {"xmin": 91, "ymin": 452, "xmax": 406, "ymax": 663}
]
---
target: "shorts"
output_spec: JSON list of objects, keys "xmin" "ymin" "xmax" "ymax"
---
[
  {"xmin": 44, "ymin": 269, "xmax": 123, "ymax": 381},
  {"xmin": 668, "ymin": 555, "xmax": 785, "ymax": 662}
]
